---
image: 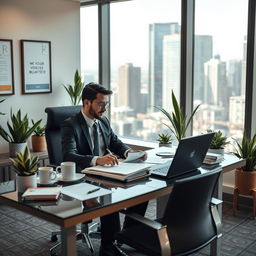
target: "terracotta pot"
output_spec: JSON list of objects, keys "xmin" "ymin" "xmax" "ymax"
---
[
  {"xmin": 235, "ymin": 168, "xmax": 256, "ymax": 195},
  {"xmin": 31, "ymin": 135, "xmax": 47, "ymax": 152}
]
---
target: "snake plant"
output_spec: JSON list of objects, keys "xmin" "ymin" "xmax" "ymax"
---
[
  {"xmin": 32, "ymin": 119, "xmax": 45, "ymax": 136},
  {"xmin": 0, "ymin": 109, "xmax": 41, "ymax": 143},
  {"xmin": 10, "ymin": 146, "xmax": 39, "ymax": 176},
  {"xmin": 155, "ymin": 91, "xmax": 200, "ymax": 142},
  {"xmin": 63, "ymin": 69, "xmax": 84, "ymax": 105}
]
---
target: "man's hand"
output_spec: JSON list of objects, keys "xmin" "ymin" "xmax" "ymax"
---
[
  {"xmin": 96, "ymin": 154, "xmax": 119, "ymax": 166},
  {"xmin": 128, "ymin": 150, "xmax": 148, "ymax": 161}
]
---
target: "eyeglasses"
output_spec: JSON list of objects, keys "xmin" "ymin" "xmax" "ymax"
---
[{"xmin": 91, "ymin": 100, "xmax": 110, "ymax": 109}]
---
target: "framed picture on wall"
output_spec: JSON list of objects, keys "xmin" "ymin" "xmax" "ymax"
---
[
  {"xmin": 21, "ymin": 40, "xmax": 52, "ymax": 94},
  {"xmin": 0, "ymin": 39, "xmax": 15, "ymax": 95}
]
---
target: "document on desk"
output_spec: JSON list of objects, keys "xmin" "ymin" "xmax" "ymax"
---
[
  {"xmin": 82, "ymin": 162, "xmax": 153, "ymax": 181},
  {"xmin": 123, "ymin": 151, "xmax": 146, "ymax": 162},
  {"xmin": 61, "ymin": 183, "xmax": 112, "ymax": 201}
]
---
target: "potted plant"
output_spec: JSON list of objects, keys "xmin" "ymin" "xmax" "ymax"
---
[
  {"xmin": 31, "ymin": 120, "xmax": 46, "ymax": 152},
  {"xmin": 155, "ymin": 90, "xmax": 200, "ymax": 142},
  {"xmin": 232, "ymin": 133, "xmax": 256, "ymax": 196},
  {"xmin": 207, "ymin": 129, "xmax": 229, "ymax": 155},
  {"xmin": 0, "ymin": 109, "xmax": 41, "ymax": 156},
  {"xmin": 157, "ymin": 133, "xmax": 172, "ymax": 147},
  {"xmin": 63, "ymin": 69, "xmax": 84, "ymax": 105},
  {"xmin": 10, "ymin": 146, "xmax": 39, "ymax": 193}
]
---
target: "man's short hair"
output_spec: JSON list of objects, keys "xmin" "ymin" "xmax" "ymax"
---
[{"xmin": 82, "ymin": 82, "xmax": 112, "ymax": 101}]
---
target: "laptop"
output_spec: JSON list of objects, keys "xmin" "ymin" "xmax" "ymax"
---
[{"xmin": 150, "ymin": 133, "xmax": 215, "ymax": 179}]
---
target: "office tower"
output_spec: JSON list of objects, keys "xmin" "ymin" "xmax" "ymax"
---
[
  {"xmin": 204, "ymin": 55, "xmax": 227, "ymax": 108},
  {"xmin": 194, "ymin": 35, "xmax": 213, "ymax": 101},
  {"xmin": 149, "ymin": 23, "xmax": 180, "ymax": 110},
  {"xmin": 227, "ymin": 60, "xmax": 242, "ymax": 96},
  {"xmin": 241, "ymin": 35, "xmax": 247, "ymax": 96},
  {"xmin": 229, "ymin": 96, "xmax": 245, "ymax": 127},
  {"xmin": 162, "ymin": 34, "xmax": 180, "ymax": 112},
  {"xmin": 117, "ymin": 63, "xmax": 141, "ymax": 114}
]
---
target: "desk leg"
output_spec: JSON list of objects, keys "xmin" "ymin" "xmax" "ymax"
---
[
  {"xmin": 210, "ymin": 172, "xmax": 223, "ymax": 256},
  {"xmin": 61, "ymin": 226, "xmax": 77, "ymax": 256}
]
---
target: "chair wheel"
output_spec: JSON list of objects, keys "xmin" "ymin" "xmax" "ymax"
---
[{"xmin": 51, "ymin": 235, "xmax": 58, "ymax": 242}]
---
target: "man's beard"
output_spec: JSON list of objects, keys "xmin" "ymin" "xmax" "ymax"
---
[{"xmin": 89, "ymin": 105, "xmax": 103, "ymax": 119}]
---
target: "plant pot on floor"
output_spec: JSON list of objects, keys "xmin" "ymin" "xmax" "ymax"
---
[
  {"xmin": 32, "ymin": 135, "xmax": 47, "ymax": 152},
  {"xmin": 16, "ymin": 174, "xmax": 37, "ymax": 193},
  {"xmin": 235, "ymin": 168, "xmax": 256, "ymax": 195},
  {"xmin": 9, "ymin": 142, "xmax": 27, "ymax": 157}
]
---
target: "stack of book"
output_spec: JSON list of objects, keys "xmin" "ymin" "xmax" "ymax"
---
[
  {"xmin": 82, "ymin": 162, "xmax": 152, "ymax": 182},
  {"xmin": 202, "ymin": 153, "xmax": 224, "ymax": 169},
  {"xmin": 22, "ymin": 186, "xmax": 62, "ymax": 201}
]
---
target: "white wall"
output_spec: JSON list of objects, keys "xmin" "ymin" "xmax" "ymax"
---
[{"xmin": 0, "ymin": 0, "xmax": 80, "ymax": 152}]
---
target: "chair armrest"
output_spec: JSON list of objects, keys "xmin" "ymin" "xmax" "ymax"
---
[
  {"xmin": 120, "ymin": 210, "xmax": 164, "ymax": 230},
  {"xmin": 211, "ymin": 197, "xmax": 222, "ymax": 205},
  {"xmin": 210, "ymin": 198, "xmax": 222, "ymax": 238}
]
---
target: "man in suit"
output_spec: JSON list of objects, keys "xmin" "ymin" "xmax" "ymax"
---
[{"xmin": 61, "ymin": 82, "xmax": 148, "ymax": 256}]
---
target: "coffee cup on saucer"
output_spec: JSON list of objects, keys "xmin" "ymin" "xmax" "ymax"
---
[
  {"xmin": 56, "ymin": 162, "xmax": 76, "ymax": 180},
  {"xmin": 38, "ymin": 167, "xmax": 58, "ymax": 184}
]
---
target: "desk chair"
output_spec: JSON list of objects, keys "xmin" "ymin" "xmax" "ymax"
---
[
  {"xmin": 45, "ymin": 106, "xmax": 99, "ymax": 256},
  {"xmin": 116, "ymin": 168, "xmax": 222, "ymax": 256}
]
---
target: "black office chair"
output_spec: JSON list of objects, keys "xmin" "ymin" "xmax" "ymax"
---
[
  {"xmin": 45, "ymin": 106, "xmax": 99, "ymax": 256},
  {"xmin": 116, "ymin": 168, "xmax": 222, "ymax": 256}
]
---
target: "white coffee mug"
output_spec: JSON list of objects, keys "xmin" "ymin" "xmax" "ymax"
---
[
  {"xmin": 38, "ymin": 167, "xmax": 57, "ymax": 184},
  {"xmin": 56, "ymin": 162, "xmax": 76, "ymax": 180}
]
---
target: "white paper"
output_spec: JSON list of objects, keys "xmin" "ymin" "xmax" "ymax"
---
[
  {"xmin": 123, "ymin": 151, "xmax": 146, "ymax": 162},
  {"xmin": 61, "ymin": 183, "xmax": 112, "ymax": 201}
]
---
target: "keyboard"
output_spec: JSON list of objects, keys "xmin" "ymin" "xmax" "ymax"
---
[{"xmin": 150, "ymin": 161, "xmax": 172, "ymax": 176}]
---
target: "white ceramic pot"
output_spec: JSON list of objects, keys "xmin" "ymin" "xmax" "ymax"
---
[
  {"xmin": 16, "ymin": 174, "xmax": 37, "ymax": 193},
  {"xmin": 159, "ymin": 142, "xmax": 172, "ymax": 148},
  {"xmin": 9, "ymin": 142, "xmax": 27, "ymax": 157},
  {"xmin": 208, "ymin": 148, "xmax": 224, "ymax": 155}
]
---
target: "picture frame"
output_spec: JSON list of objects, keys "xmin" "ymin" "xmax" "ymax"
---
[
  {"xmin": 0, "ymin": 39, "xmax": 14, "ymax": 95},
  {"xmin": 21, "ymin": 40, "xmax": 52, "ymax": 94}
]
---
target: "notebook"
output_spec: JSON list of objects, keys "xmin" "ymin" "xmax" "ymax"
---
[{"xmin": 150, "ymin": 133, "xmax": 215, "ymax": 179}]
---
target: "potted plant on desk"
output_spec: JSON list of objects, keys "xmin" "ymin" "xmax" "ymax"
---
[
  {"xmin": 207, "ymin": 129, "xmax": 229, "ymax": 155},
  {"xmin": 0, "ymin": 109, "xmax": 41, "ymax": 156},
  {"xmin": 155, "ymin": 90, "xmax": 200, "ymax": 142},
  {"xmin": 31, "ymin": 120, "xmax": 46, "ymax": 152},
  {"xmin": 10, "ymin": 146, "xmax": 39, "ymax": 193},
  {"xmin": 232, "ymin": 133, "xmax": 256, "ymax": 218},
  {"xmin": 157, "ymin": 133, "xmax": 172, "ymax": 147}
]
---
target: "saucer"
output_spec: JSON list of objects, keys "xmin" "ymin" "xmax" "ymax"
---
[
  {"xmin": 36, "ymin": 176, "xmax": 58, "ymax": 186},
  {"xmin": 57, "ymin": 173, "xmax": 85, "ymax": 183}
]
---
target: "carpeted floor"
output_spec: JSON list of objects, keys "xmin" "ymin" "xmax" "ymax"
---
[{"xmin": 0, "ymin": 199, "xmax": 255, "ymax": 256}]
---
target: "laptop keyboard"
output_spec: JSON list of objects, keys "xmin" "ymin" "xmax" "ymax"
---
[{"xmin": 150, "ymin": 161, "xmax": 172, "ymax": 175}]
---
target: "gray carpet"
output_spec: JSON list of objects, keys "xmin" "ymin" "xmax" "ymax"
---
[{"xmin": 0, "ymin": 200, "xmax": 255, "ymax": 256}]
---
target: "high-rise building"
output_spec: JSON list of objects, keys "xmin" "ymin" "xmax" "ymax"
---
[
  {"xmin": 162, "ymin": 33, "xmax": 180, "ymax": 112},
  {"xmin": 194, "ymin": 35, "xmax": 213, "ymax": 101},
  {"xmin": 227, "ymin": 59, "xmax": 242, "ymax": 96},
  {"xmin": 204, "ymin": 56, "xmax": 227, "ymax": 108},
  {"xmin": 117, "ymin": 63, "xmax": 141, "ymax": 113},
  {"xmin": 148, "ymin": 22, "xmax": 180, "ymax": 110},
  {"xmin": 241, "ymin": 36, "xmax": 247, "ymax": 96}
]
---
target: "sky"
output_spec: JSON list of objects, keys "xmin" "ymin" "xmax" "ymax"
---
[{"xmin": 80, "ymin": 0, "xmax": 248, "ymax": 71}]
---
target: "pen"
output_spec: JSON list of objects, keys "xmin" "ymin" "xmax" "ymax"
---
[
  {"xmin": 106, "ymin": 148, "xmax": 119, "ymax": 165},
  {"xmin": 87, "ymin": 188, "xmax": 101, "ymax": 194}
]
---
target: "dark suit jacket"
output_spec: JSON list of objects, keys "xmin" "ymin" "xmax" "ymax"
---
[{"xmin": 61, "ymin": 112, "xmax": 130, "ymax": 172}]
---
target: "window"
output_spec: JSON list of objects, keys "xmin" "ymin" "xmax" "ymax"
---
[
  {"xmin": 110, "ymin": 0, "xmax": 181, "ymax": 141},
  {"xmin": 193, "ymin": 0, "xmax": 248, "ymax": 151},
  {"xmin": 80, "ymin": 6, "xmax": 99, "ymax": 83}
]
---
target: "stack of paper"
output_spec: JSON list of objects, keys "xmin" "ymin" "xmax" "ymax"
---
[{"xmin": 82, "ymin": 162, "xmax": 152, "ymax": 182}]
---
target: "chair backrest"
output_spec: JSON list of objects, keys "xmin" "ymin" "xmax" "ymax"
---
[
  {"xmin": 162, "ymin": 168, "xmax": 221, "ymax": 255},
  {"xmin": 45, "ymin": 106, "xmax": 81, "ymax": 166}
]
